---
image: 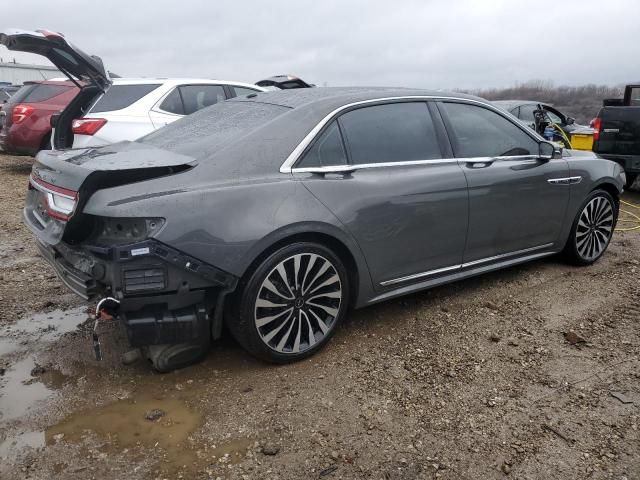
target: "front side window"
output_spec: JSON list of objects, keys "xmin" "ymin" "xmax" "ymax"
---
[
  {"xmin": 518, "ymin": 104, "xmax": 537, "ymax": 124},
  {"xmin": 179, "ymin": 85, "xmax": 226, "ymax": 115},
  {"xmin": 297, "ymin": 121, "xmax": 347, "ymax": 168},
  {"xmin": 441, "ymin": 102, "xmax": 539, "ymax": 157},
  {"xmin": 338, "ymin": 102, "xmax": 441, "ymax": 165}
]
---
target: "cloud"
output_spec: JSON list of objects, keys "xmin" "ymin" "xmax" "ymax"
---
[{"xmin": 2, "ymin": 0, "xmax": 638, "ymax": 89}]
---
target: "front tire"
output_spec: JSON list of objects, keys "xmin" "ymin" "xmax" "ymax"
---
[
  {"xmin": 564, "ymin": 190, "xmax": 618, "ymax": 265},
  {"xmin": 227, "ymin": 242, "xmax": 349, "ymax": 363}
]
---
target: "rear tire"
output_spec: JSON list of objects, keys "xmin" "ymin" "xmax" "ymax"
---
[
  {"xmin": 227, "ymin": 242, "xmax": 349, "ymax": 363},
  {"xmin": 563, "ymin": 190, "xmax": 618, "ymax": 265}
]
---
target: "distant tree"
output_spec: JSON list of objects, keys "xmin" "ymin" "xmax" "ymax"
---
[{"xmin": 458, "ymin": 81, "xmax": 629, "ymax": 124}]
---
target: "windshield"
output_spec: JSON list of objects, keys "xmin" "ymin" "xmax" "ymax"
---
[{"xmin": 140, "ymin": 100, "xmax": 289, "ymax": 156}]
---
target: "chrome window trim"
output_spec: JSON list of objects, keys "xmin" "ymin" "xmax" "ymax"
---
[
  {"xmin": 379, "ymin": 242, "xmax": 554, "ymax": 287},
  {"xmin": 279, "ymin": 95, "xmax": 545, "ymax": 174}
]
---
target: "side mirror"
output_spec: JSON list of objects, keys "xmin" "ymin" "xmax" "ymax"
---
[
  {"xmin": 539, "ymin": 141, "xmax": 563, "ymax": 160},
  {"xmin": 566, "ymin": 116, "xmax": 575, "ymax": 126},
  {"xmin": 50, "ymin": 112, "xmax": 61, "ymax": 128}
]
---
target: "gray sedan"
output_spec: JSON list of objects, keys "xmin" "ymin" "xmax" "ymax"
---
[{"xmin": 25, "ymin": 87, "xmax": 625, "ymax": 370}]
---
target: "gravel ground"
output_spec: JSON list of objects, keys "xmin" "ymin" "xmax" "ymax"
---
[{"xmin": 0, "ymin": 152, "xmax": 639, "ymax": 480}]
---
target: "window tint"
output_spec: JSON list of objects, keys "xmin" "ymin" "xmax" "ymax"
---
[
  {"xmin": 159, "ymin": 88, "xmax": 184, "ymax": 115},
  {"xmin": 629, "ymin": 87, "xmax": 640, "ymax": 106},
  {"xmin": 339, "ymin": 102, "xmax": 441, "ymax": 165},
  {"xmin": 297, "ymin": 121, "xmax": 347, "ymax": 168},
  {"xmin": 232, "ymin": 86, "xmax": 261, "ymax": 97},
  {"xmin": 91, "ymin": 84, "xmax": 160, "ymax": 113},
  {"xmin": 545, "ymin": 108, "xmax": 563, "ymax": 124},
  {"xmin": 7, "ymin": 85, "xmax": 35, "ymax": 104},
  {"xmin": 21, "ymin": 84, "xmax": 71, "ymax": 103},
  {"xmin": 441, "ymin": 102, "xmax": 539, "ymax": 157},
  {"xmin": 179, "ymin": 85, "xmax": 226, "ymax": 115}
]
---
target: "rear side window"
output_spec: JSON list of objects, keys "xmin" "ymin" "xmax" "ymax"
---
[
  {"xmin": 297, "ymin": 121, "xmax": 348, "ymax": 168},
  {"xmin": 441, "ymin": 102, "xmax": 539, "ymax": 157},
  {"xmin": 179, "ymin": 85, "xmax": 226, "ymax": 115},
  {"xmin": 90, "ymin": 84, "xmax": 160, "ymax": 113},
  {"xmin": 14, "ymin": 84, "xmax": 71, "ymax": 103},
  {"xmin": 159, "ymin": 88, "xmax": 184, "ymax": 115},
  {"xmin": 232, "ymin": 86, "xmax": 261, "ymax": 97},
  {"xmin": 339, "ymin": 102, "xmax": 441, "ymax": 165}
]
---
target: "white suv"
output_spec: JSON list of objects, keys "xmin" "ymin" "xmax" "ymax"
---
[{"xmin": 72, "ymin": 78, "xmax": 266, "ymax": 148}]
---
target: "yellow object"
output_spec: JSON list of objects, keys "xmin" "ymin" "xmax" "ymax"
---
[{"xmin": 570, "ymin": 133, "xmax": 594, "ymax": 151}]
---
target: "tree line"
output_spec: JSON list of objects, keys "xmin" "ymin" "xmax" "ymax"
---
[{"xmin": 460, "ymin": 81, "xmax": 630, "ymax": 124}]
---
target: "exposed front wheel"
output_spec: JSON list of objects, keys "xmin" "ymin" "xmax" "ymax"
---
[
  {"xmin": 228, "ymin": 242, "xmax": 349, "ymax": 362},
  {"xmin": 564, "ymin": 190, "xmax": 617, "ymax": 265}
]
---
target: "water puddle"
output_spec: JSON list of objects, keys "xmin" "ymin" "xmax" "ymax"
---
[
  {"xmin": 46, "ymin": 396, "xmax": 201, "ymax": 449},
  {"xmin": 0, "ymin": 356, "xmax": 69, "ymax": 422},
  {"xmin": 0, "ymin": 307, "xmax": 88, "ymax": 357},
  {"xmin": 0, "ymin": 431, "xmax": 45, "ymax": 459}
]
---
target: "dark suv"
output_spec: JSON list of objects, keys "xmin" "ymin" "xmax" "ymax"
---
[{"xmin": 0, "ymin": 80, "xmax": 79, "ymax": 155}]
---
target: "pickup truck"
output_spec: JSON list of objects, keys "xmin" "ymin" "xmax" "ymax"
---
[{"xmin": 592, "ymin": 84, "xmax": 640, "ymax": 189}]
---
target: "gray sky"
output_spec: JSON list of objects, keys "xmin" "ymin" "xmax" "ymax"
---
[{"xmin": 2, "ymin": 0, "xmax": 638, "ymax": 89}]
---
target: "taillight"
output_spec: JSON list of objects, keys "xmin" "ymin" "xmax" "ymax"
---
[
  {"xmin": 592, "ymin": 117, "xmax": 602, "ymax": 142},
  {"xmin": 12, "ymin": 104, "xmax": 35, "ymax": 124},
  {"xmin": 30, "ymin": 175, "xmax": 78, "ymax": 221},
  {"xmin": 72, "ymin": 118, "xmax": 107, "ymax": 135}
]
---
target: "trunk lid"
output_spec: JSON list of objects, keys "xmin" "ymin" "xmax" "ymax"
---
[
  {"xmin": 24, "ymin": 142, "xmax": 196, "ymax": 245},
  {"xmin": 0, "ymin": 29, "xmax": 110, "ymax": 90}
]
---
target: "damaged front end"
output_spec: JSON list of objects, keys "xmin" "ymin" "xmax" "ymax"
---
[{"xmin": 23, "ymin": 146, "xmax": 238, "ymax": 370}]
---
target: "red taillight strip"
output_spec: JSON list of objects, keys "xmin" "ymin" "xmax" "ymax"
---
[
  {"xmin": 29, "ymin": 175, "xmax": 78, "ymax": 221},
  {"xmin": 30, "ymin": 175, "xmax": 77, "ymax": 199}
]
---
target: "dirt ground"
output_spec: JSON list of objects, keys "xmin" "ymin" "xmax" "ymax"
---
[{"xmin": 0, "ymin": 152, "xmax": 639, "ymax": 480}]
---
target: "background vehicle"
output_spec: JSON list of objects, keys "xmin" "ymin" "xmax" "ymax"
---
[
  {"xmin": 72, "ymin": 78, "xmax": 266, "ymax": 148},
  {"xmin": 255, "ymin": 74, "xmax": 314, "ymax": 90},
  {"xmin": 22, "ymin": 87, "xmax": 624, "ymax": 371},
  {"xmin": 0, "ymin": 80, "xmax": 78, "ymax": 155},
  {"xmin": 493, "ymin": 100, "xmax": 593, "ymax": 149},
  {"xmin": 592, "ymin": 84, "xmax": 640, "ymax": 189}
]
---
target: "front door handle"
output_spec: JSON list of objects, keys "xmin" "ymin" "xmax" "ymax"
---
[{"xmin": 465, "ymin": 159, "xmax": 494, "ymax": 169}]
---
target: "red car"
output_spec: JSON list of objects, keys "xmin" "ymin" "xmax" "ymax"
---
[{"xmin": 0, "ymin": 80, "xmax": 79, "ymax": 155}]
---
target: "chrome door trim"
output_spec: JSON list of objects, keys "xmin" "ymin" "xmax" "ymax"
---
[
  {"xmin": 380, "ymin": 264, "xmax": 462, "ymax": 287},
  {"xmin": 379, "ymin": 242, "xmax": 554, "ymax": 287},
  {"xmin": 547, "ymin": 176, "xmax": 582, "ymax": 185},
  {"xmin": 461, "ymin": 243, "xmax": 554, "ymax": 268},
  {"xmin": 292, "ymin": 158, "xmax": 459, "ymax": 174},
  {"xmin": 279, "ymin": 95, "xmax": 545, "ymax": 174}
]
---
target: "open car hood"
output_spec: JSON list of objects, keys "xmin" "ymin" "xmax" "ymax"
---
[{"xmin": 0, "ymin": 29, "xmax": 110, "ymax": 91}]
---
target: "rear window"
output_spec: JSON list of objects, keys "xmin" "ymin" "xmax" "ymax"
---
[
  {"xmin": 140, "ymin": 100, "xmax": 289, "ymax": 155},
  {"xmin": 90, "ymin": 84, "xmax": 160, "ymax": 113},
  {"xmin": 9, "ymin": 84, "xmax": 70, "ymax": 104}
]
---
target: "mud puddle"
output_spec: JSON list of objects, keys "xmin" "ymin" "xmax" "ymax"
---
[{"xmin": 0, "ymin": 306, "xmax": 88, "ymax": 357}]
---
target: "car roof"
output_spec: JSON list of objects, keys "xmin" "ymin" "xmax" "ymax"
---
[
  {"xmin": 231, "ymin": 86, "xmax": 486, "ymax": 112},
  {"xmin": 110, "ymin": 77, "xmax": 266, "ymax": 90},
  {"xmin": 493, "ymin": 100, "xmax": 550, "ymax": 110}
]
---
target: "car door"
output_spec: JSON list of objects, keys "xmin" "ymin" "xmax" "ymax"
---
[
  {"xmin": 437, "ymin": 100, "xmax": 570, "ymax": 264},
  {"xmin": 293, "ymin": 100, "xmax": 469, "ymax": 289}
]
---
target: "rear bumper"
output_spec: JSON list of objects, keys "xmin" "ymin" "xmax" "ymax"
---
[{"xmin": 35, "ymin": 237, "xmax": 238, "ymax": 346}]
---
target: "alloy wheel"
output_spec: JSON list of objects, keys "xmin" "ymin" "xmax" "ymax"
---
[
  {"xmin": 254, "ymin": 253, "xmax": 342, "ymax": 354},
  {"xmin": 575, "ymin": 195, "xmax": 614, "ymax": 261}
]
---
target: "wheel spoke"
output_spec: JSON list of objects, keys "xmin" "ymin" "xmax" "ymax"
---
[
  {"xmin": 302, "ymin": 260, "xmax": 331, "ymax": 294},
  {"xmin": 276, "ymin": 311, "xmax": 297, "ymax": 351},
  {"xmin": 262, "ymin": 309, "xmax": 294, "ymax": 343},
  {"xmin": 263, "ymin": 277, "xmax": 294, "ymax": 301},
  {"xmin": 256, "ymin": 298, "xmax": 288, "ymax": 309},
  {"xmin": 306, "ymin": 273, "xmax": 340, "ymax": 295},
  {"xmin": 256, "ymin": 307, "xmax": 292, "ymax": 328},
  {"xmin": 300, "ymin": 254, "xmax": 318, "ymax": 293},
  {"xmin": 276, "ymin": 263, "xmax": 294, "ymax": 298},
  {"xmin": 307, "ymin": 301, "xmax": 339, "ymax": 318}
]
